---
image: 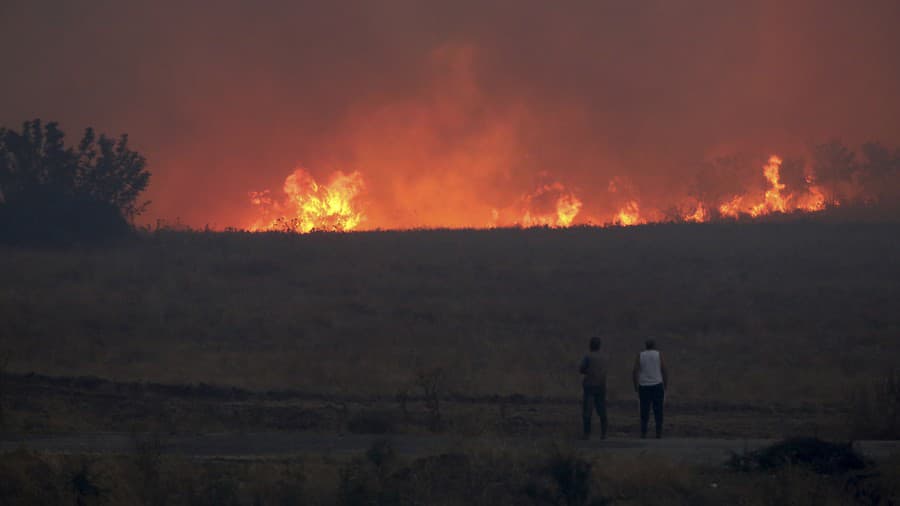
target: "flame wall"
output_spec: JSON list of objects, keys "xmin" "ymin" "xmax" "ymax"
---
[{"xmin": 1, "ymin": 0, "xmax": 899, "ymax": 229}]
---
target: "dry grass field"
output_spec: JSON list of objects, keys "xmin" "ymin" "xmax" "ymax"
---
[
  {"xmin": 3, "ymin": 438, "xmax": 900, "ymax": 505},
  {"xmin": 1, "ymin": 222, "xmax": 898, "ymax": 437}
]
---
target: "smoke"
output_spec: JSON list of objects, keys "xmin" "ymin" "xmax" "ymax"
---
[{"xmin": 1, "ymin": 0, "xmax": 899, "ymax": 227}]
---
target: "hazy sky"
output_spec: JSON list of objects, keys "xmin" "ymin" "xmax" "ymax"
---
[{"xmin": 2, "ymin": 0, "xmax": 899, "ymax": 227}]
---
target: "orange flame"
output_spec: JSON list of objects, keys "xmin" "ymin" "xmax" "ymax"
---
[
  {"xmin": 714, "ymin": 155, "xmax": 831, "ymax": 220},
  {"xmin": 248, "ymin": 168, "xmax": 364, "ymax": 233},
  {"xmin": 683, "ymin": 202, "xmax": 709, "ymax": 223},
  {"xmin": 555, "ymin": 194, "xmax": 582, "ymax": 226},
  {"xmin": 796, "ymin": 173, "xmax": 827, "ymax": 212},
  {"xmin": 748, "ymin": 155, "xmax": 787, "ymax": 217},
  {"xmin": 517, "ymin": 182, "xmax": 583, "ymax": 227},
  {"xmin": 245, "ymin": 152, "xmax": 841, "ymax": 232},
  {"xmin": 234, "ymin": 44, "xmax": 854, "ymax": 233},
  {"xmin": 613, "ymin": 200, "xmax": 644, "ymax": 226},
  {"xmin": 487, "ymin": 180, "xmax": 583, "ymax": 228}
]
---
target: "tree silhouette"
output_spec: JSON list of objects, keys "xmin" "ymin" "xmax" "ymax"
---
[
  {"xmin": 859, "ymin": 142, "xmax": 900, "ymax": 205},
  {"xmin": 74, "ymin": 127, "xmax": 151, "ymax": 220},
  {"xmin": 812, "ymin": 140, "xmax": 857, "ymax": 206},
  {"xmin": 777, "ymin": 156, "xmax": 808, "ymax": 193},
  {"xmin": 689, "ymin": 154, "xmax": 754, "ymax": 218},
  {"xmin": 0, "ymin": 119, "xmax": 151, "ymax": 243}
]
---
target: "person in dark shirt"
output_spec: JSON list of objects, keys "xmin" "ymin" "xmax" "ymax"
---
[{"xmin": 579, "ymin": 336, "xmax": 608, "ymax": 439}]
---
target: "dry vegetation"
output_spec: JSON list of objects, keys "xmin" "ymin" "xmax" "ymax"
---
[
  {"xmin": 2, "ymin": 438, "xmax": 900, "ymax": 505},
  {"xmin": 1, "ymin": 223, "xmax": 898, "ymax": 436}
]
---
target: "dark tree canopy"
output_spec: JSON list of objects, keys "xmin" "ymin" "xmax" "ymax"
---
[
  {"xmin": 0, "ymin": 119, "xmax": 151, "ymax": 244},
  {"xmin": 812, "ymin": 140, "xmax": 858, "ymax": 206},
  {"xmin": 858, "ymin": 142, "xmax": 900, "ymax": 204}
]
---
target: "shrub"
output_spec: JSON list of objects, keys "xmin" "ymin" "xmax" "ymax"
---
[
  {"xmin": 525, "ymin": 448, "xmax": 606, "ymax": 506},
  {"xmin": 132, "ymin": 432, "xmax": 166, "ymax": 506},
  {"xmin": 727, "ymin": 437, "xmax": 866, "ymax": 475},
  {"xmin": 0, "ymin": 449, "xmax": 68, "ymax": 504},
  {"xmin": 337, "ymin": 439, "xmax": 400, "ymax": 506},
  {"xmin": 71, "ymin": 461, "xmax": 103, "ymax": 506},
  {"xmin": 415, "ymin": 367, "xmax": 445, "ymax": 432}
]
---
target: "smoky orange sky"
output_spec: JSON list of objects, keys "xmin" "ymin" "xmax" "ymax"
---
[{"xmin": 2, "ymin": 0, "xmax": 900, "ymax": 229}]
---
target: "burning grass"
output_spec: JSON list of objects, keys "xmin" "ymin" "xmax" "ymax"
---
[{"xmin": 243, "ymin": 154, "xmax": 836, "ymax": 232}]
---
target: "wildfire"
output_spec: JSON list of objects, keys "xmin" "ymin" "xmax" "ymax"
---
[
  {"xmin": 245, "ymin": 153, "xmax": 840, "ymax": 233},
  {"xmin": 714, "ymin": 155, "xmax": 831, "ymax": 220},
  {"xmin": 248, "ymin": 168, "xmax": 365, "ymax": 233},
  {"xmin": 227, "ymin": 45, "xmax": 880, "ymax": 234}
]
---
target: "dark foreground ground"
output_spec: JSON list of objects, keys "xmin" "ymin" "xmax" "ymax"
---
[
  {"xmin": 5, "ymin": 431, "xmax": 900, "ymax": 465},
  {"xmin": 2, "ymin": 223, "xmax": 899, "ymax": 504},
  {"xmin": 3, "ymin": 223, "xmax": 899, "ymax": 405},
  {"xmin": 1, "ymin": 372, "xmax": 854, "ymax": 439},
  {"xmin": 3, "ymin": 430, "xmax": 900, "ymax": 505},
  {"xmin": 2, "ymin": 223, "xmax": 899, "ymax": 439}
]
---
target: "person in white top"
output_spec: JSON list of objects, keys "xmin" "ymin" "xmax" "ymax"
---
[{"xmin": 632, "ymin": 339, "xmax": 668, "ymax": 438}]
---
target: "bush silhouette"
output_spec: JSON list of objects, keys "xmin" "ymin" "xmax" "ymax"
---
[
  {"xmin": 0, "ymin": 119, "xmax": 150, "ymax": 244},
  {"xmin": 727, "ymin": 437, "xmax": 867, "ymax": 475}
]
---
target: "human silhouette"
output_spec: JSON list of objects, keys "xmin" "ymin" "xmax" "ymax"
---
[{"xmin": 579, "ymin": 336, "xmax": 608, "ymax": 439}]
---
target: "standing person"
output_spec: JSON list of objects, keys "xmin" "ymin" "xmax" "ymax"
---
[
  {"xmin": 632, "ymin": 339, "xmax": 668, "ymax": 439},
  {"xmin": 579, "ymin": 336, "xmax": 608, "ymax": 440}
]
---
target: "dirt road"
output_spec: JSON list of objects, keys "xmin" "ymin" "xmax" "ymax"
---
[{"xmin": 3, "ymin": 432, "xmax": 899, "ymax": 465}]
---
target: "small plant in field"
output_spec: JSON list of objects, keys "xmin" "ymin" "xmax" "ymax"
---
[
  {"xmin": 498, "ymin": 400, "xmax": 532, "ymax": 436},
  {"xmin": 71, "ymin": 460, "xmax": 103, "ymax": 506},
  {"xmin": 198, "ymin": 468, "xmax": 240, "ymax": 506},
  {"xmin": 366, "ymin": 439, "xmax": 397, "ymax": 479},
  {"xmin": 132, "ymin": 432, "xmax": 166, "ymax": 506},
  {"xmin": 0, "ymin": 350, "xmax": 8, "ymax": 428},
  {"xmin": 525, "ymin": 447, "xmax": 605, "ymax": 506},
  {"xmin": 395, "ymin": 387, "xmax": 410, "ymax": 422},
  {"xmin": 415, "ymin": 367, "xmax": 444, "ymax": 432},
  {"xmin": 326, "ymin": 400, "xmax": 350, "ymax": 433},
  {"xmin": 338, "ymin": 439, "xmax": 400, "ymax": 506},
  {"xmin": 273, "ymin": 460, "xmax": 306, "ymax": 505},
  {"xmin": 849, "ymin": 371, "xmax": 900, "ymax": 439}
]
